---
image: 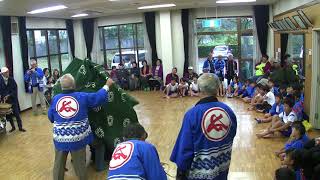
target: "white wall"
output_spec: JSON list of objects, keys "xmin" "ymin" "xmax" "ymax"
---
[
  {"xmin": 273, "ymin": 0, "xmax": 316, "ymax": 16},
  {"xmin": 171, "ymin": 10, "xmax": 185, "ymax": 78},
  {"xmin": 97, "ymin": 13, "xmax": 143, "ymax": 27},
  {"xmin": 194, "ymin": 6, "xmax": 253, "ymax": 18},
  {"xmin": 26, "ymin": 17, "xmax": 66, "ymax": 29}
]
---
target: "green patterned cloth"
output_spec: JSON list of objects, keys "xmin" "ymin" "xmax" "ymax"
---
[{"xmin": 52, "ymin": 58, "xmax": 139, "ymax": 148}]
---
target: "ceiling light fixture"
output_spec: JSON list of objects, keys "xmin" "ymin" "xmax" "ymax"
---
[
  {"xmin": 138, "ymin": 4, "xmax": 176, "ymax": 10},
  {"xmin": 216, "ymin": 0, "xmax": 256, "ymax": 3},
  {"xmin": 27, "ymin": 5, "xmax": 68, "ymax": 14},
  {"xmin": 71, "ymin": 13, "xmax": 89, "ymax": 18}
]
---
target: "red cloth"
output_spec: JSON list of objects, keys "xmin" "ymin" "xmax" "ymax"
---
[{"xmin": 263, "ymin": 61, "xmax": 272, "ymax": 74}]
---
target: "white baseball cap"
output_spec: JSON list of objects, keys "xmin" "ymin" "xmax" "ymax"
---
[{"xmin": 1, "ymin": 67, "xmax": 8, "ymax": 73}]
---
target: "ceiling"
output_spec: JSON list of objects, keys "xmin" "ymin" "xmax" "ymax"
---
[{"xmin": 0, "ymin": 0, "xmax": 276, "ymax": 19}]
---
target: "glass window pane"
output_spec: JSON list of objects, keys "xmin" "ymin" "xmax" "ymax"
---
[
  {"xmin": 48, "ymin": 30, "xmax": 59, "ymax": 54},
  {"xmin": 241, "ymin": 17, "xmax": 253, "ymax": 30},
  {"xmin": 107, "ymin": 50, "xmax": 120, "ymax": 69},
  {"xmin": 59, "ymin": 30, "xmax": 68, "ymax": 53},
  {"xmin": 120, "ymin": 24, "xmax": 134, "ymax": 48},
  {"xmin": 196, "ymin": 18, "xmax": 237, "ymax": 32},
  {"xmin": 104, "ymin": 26, "xmax": 119, "ymax": 49},
  {"xmin": 34, "ymin": 30, "xmax": 48, "ymax": 57},
  {"xmin": 137, "ymin": 24, "xmax": 144, "ymax": 48},
  {"xmin": 287, "ymin": 34, "xmax": 304, "ymax": 75},
  {"xmin": 239, "ymin": 60, "xmax": 253, "ymax": 81},
  {"xmin": 50, "ymin": 55, "xmax": 60, "ymax": 73},
  {"xmin": 61, "ymin": 54, "xmax": 71, "ymax": 71},
  {"xmin": 37, "ymin": 57, "xmax": 49, "ymax": 70},
  {"xmin": 27, "ymin": 31, "xmax": 35, "ymax": 57},
  {"xmin": 121, "ymin": 49, "xmax": 137, "ymax": 68},
  {"xmin": 241, "ymin": 35, "xmax": 254, "ymax": 59},
  {"xmin": 99, "ymin": 28, "xmax": 104, "ymax": 50}
]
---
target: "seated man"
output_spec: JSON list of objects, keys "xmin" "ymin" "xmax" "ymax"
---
[
  {"xmin": 184, "ymin": 66, "xmax": 198, "ymax": 84},
  {"xmin": 275, "ymin": 122, "xmax": 309, "ymax": 159},
  {"xmin": 107, "ymin": 123, "xmax": 167, "ymax": 180},
  {"xmin": 170, "ymin": 73, "xmax": 237, "ymax": 180},
  {"xmin": 117, "ymin": 64, "xmax": 129, "ymax": 90},
  {"xmin": 189, "ymin": 76, "xmax": 200, "ymax": 97},
  {"xmin": 255, "ymin": 94, "xmax": 284, "ymax": 124},
  {"xmin": 256, "ymin": 97, "xmax": 297, "ymax": 138},
  {"xmin": 163, "ymin": 79, "xmax": 179, "ymax": 99},
  {"xmin": 178, "ymin": 78, "xmax": 189, "ymax": 97}
]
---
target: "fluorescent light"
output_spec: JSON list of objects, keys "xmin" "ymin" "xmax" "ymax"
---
[
  {"xmin": 71, "ymin": 13, "xmax": 89, "ymax": 18},
  {"xmin": 216, "ymin": 0, "xmax": 256, "ymax": 3},
  {"xmin": 27, "ymin": 5, "xmax": 67, "ymax": 14},
  {"xmin": 138, "ymin": 4, "xmax": 176, "ymax": 10}
]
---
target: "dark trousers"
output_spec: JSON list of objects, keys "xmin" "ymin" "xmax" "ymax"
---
[
  {"xmin": 227, "ymin": 77, "xmax": 233, "ymax": 86},
  {"xmin": 6, "ymin": 104, "xmax": 22, "ymax": 129},
  {"xmin": 53, "ymin": 148, "xmax": 87, "ymax": 180}
]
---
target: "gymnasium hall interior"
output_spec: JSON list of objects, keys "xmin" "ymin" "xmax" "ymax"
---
[{"xmin": 1, "ymin": 0, "xmax": 320, "ymax": 179}]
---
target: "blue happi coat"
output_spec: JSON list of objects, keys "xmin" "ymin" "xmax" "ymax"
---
[
  {"xmin": 170, "ymin": 97, "xmax": 237, "ymax": 180},
  {"xmin": 48, "ymin": 87, "xmax": 109, "ymax": 151},
  {"xmin": 107, "ymin": 140, "xmax": 167, "ymax": 180}
]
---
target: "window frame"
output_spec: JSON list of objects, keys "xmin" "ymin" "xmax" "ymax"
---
[
  {"xmin": 99, "ymin": 22, "xmax": 144, "ymax": 69},
  {"xmin": 27, "ymin": 28, "xmax": 69, "ymax": 73}
]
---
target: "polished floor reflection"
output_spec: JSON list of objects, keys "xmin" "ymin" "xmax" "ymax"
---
[{"xmin": 0, "ymin": 91, "xmax": 319, "ymax": 180}]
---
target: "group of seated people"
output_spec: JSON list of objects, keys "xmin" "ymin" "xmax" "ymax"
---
[{"xmin": 223, "ymin": 53, "xmax": 319, "ymax": 179}]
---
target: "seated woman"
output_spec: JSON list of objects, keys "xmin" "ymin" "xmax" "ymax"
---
[
  {"xmin": 255, "ymin": 94, "xmax": 284, "ymax": 124},
  {"xmin": 117, "ymin": 63, "xmax": 129, "ymax": 90},
  {"xmin": 140, "ymin": 60, "xmax": 152, "ymax": 91},
  {"xmin": 149, "ymin": 59, "xmax": 163, "ymax": 91},
  {"xmin": 275, "ymin": 122, "xmax": 309, "ymax": 159},
  {"xmin": 178, "ymin": 78, "xmax": 189, "ymax": 97},
  {"xmin": 129, "ymin": 62, "xmax": 140, "ymax": 91},
  {"xmin": 107, "ymin": 123, "xmax": 167, "ymax": 180},
  {"xmin": 256, "ymin": 97, "xmax": 297, "ymax": 138},
  {"xmin": 110, "ymin": 66, "xmax": 118, "ymax": 83},
  {"xmin": 189, "ymin": 76, "xmax": 200, "ymax": 97},
  {"xmin": 226, "ymin": 76, "xmax": 242, "ymax": 98},
  {"xmin": 163, "ymin": 78, "xmax": 179, "ymax": 99},
  {"xmin": 165, "ymin": 67, "xmax": 179, "ymax": 85}
]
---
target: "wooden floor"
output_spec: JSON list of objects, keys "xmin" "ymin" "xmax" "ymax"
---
[{"xmin": 0, "ymin": 91, "xmax": 319, "ymax": 180}]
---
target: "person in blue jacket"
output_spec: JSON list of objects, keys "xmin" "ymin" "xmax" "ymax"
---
[
  {"xmin": 48, "ymin": 74, "xmax": 113, "ymax": 180},
  {"xmin": 203, "ymin": 53, "xmax": 215, "ymax": 73},
  {"xmin": 24, "ymin": 59, "xmax": 46, "ymax": 115},
  {"xmin": 214, "ymin": 55, "xmax": 225, "ymax": 82},
  {"xmin": 107, "ymin": 123, "xmax": 167, "ymax": 180},
  {"xmin": 170, "ymin": 73, "xmax": 237, "ymax": 180}
]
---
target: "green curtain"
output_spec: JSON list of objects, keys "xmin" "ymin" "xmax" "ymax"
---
[{"xmin": 52, "ymin": 58, "xmax": 139, "ymax": 148}]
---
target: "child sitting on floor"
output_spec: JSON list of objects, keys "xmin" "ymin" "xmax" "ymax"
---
[
  {"xmin": 275, "ymin": 122, "xmax": 309, "ymax": 159},
  {"xmin": 178, "ymin": 78, "xmax": 189, "ymax": 97},
  {"xmin": 256, "ymin": 97, "xmax": 297, "ymax": 138},
  {"xmin": 189, "ymin": 76, "xmax": 200, "ymax": 97},
  {"xmin": 237, "ymin": 79, "xmax": 249, "ymax": 97},
  {"xmin": 248, "ymin": 84, "xmax": 265, "ymax": 110},
  {"xmin": 256, "ymin": 85, "xmax": 275, "ymax": 113},
  {"xmin": 279, "ymin": 85, "xmax": 287, "ymax": 98},
  {"xmin": 280, "ymin": 149, "xmax": 305, "ymax": 180},
  {"xmin": 242, "ymin": 81, "xmax": 257, "ymax": 103},
  {"xmin": 163, "ymin": 78, "xmax": 179, "ymax": 99},
  {"xmin": 226, "ymin": 76, "xmax": 242, "ymax": 98},
  {"xmin": 255, "ymin": 94, "xmax": 284, "ymax": 123},
  {"xmin": 268, "ymin": 79, "xmax": 279, "ymax": 95}
]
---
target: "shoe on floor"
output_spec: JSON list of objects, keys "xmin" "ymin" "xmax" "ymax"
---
[
  {"xmin": 19, "ymin": 128, "xmax": 26, "ymax": 132},
  {"xmin": 9, "ymin": 128, "xmax": 16, "ymax": 133}
]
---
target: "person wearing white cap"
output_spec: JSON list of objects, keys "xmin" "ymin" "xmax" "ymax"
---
[
  {"xmin": 183, "ymin": 66, "xmax": 198, "ymax": 84},
  {"xmin": 0, "ymin": 67, "xmax": 26, "ymax": 132}
]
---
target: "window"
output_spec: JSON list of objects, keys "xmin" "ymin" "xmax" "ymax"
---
[
  {"xmin": 99, "ymin": 23, "xmax": 145, "ymax": 69},
  {"xmin": 196, "ymin": 17, "xmax": 255, "ymax": 79},
  {"xmin": 287, "ymin": 34, "xmax": 305, "ymax": 75},
  {"xmin": 27, "ymin": 29, "xmax": 70, "ymax": 74}
]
